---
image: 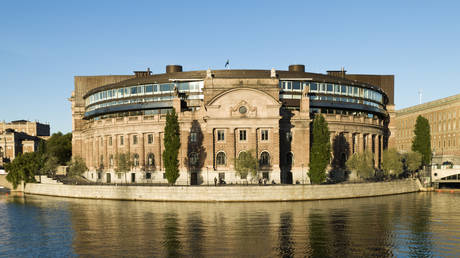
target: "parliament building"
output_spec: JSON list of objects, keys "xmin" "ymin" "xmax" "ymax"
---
[{"xmin": 70, "ymin": 65, "xmax": 394, "ymax": 185}]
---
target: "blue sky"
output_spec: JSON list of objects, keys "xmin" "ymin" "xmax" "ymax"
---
[{"xmin": 1, "ymin": 0, "xmax": 459, "ymax": 134}]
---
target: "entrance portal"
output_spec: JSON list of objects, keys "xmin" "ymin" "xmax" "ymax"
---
[
  {"xmin": 131, "ymin": 173, "xmax": 135, "ymax": 183},
  {"xmin": 191, "ymin": 173, "xmax": 198, "ymax": 185},
  {"xmin": 106, "ymin": 173, "xmax": 111, "ymax": 183}
]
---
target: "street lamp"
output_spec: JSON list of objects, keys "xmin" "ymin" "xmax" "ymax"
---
[{"xmin": 302, "ymin": 164, "xmax": 304, "ymax": 184}]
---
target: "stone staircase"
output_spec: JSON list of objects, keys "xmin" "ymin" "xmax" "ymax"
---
[{"xmin": 35, "ymin": 175, "xmax": 63, "ymax": 185}]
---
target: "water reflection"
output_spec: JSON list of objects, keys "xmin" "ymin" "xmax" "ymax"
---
[
  {"xmin": 277, "ymin": 212, "xmax": 294, "ymax": 257},
  {"xmin": 1, "ymin": 192, "xmax": 460, "ymax": 257}
]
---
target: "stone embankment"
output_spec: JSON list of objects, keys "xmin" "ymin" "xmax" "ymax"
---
[
  {"xmin": 23, "ymin": 179, "xmax": 422, "ymax": 202},
  {"xmin": 0, "ymin": 174, "xmax": 24, "ymax": 192}
]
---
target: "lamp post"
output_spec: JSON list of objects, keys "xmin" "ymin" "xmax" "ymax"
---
[
  {"xmin": 302, "ymin": 164, "xmax": 304, "ymax": 184},
  {"xmin": 430, "ymin": 149, "xmax": 435, "ymax": 187}
]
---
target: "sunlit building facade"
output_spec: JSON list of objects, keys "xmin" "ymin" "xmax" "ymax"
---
[
  {"xmin": 395, "ymin": 94, "xmax": 460, "ymax": 165},
  {"xmin": 71, "ymin": 65, "xmax": 393, "ymax": 184}
]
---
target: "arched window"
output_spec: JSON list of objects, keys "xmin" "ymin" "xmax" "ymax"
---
[
  {"xmin": 147, "ymin": 153, "xmax": 155, "ymax": 167},
  {"xmin": 216, "ymin": 152, "xmax": 226, "ymax": 166},
  {"xmin": 260, "ymin": 151, "xmax": 270, "ymax": 167},
  {"xmin": 189, "ymin": 152, "xmax": 199, "ymax": 166},
  {"xmin": 133, "ymin": 153, "xmax": 139, "ymax": 167}
]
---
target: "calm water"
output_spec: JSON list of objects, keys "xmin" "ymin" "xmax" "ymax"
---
[{"xmin": 1, "ymin": 190, "xmax": 460, "ymax": 257}]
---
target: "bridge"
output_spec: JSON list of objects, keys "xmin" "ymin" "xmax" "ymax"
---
[{"xmin": 432, "ymin": 168, "xmax": 460, "ymax": 187}]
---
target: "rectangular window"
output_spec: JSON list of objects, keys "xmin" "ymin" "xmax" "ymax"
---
[
  {"xmin": 146, "ymin": 173, "xmax": 151, "ymax": 179},
  {"xmin": 160, "ymin": 84, "xmax": 173, "ymax": 92},
  {"xmin": 190, "ymin": 132, "xmax": 197, "ymax": 142},
  {"xmin": 100, "ymin": 137, "xmax": 103, "ymax": 146},
  {"xmin": 148, "ymin": 134, "xmax": 153, "ymax": 144},
  {"xmin": 217, "ymin": 130, "xmax": 225, "ymax": 141},
  {"xmin": 327, "ymin": 84, "xmax": 333, "ymax": 92},
  {"xmin": 130, "ymin": 87, "xmax": 137, "ymax": 94},
  {"xmin": 310, "ymin": 83, "xmax": 317, "ymax": 91},
  {"xmin": 239, "ymin": 130, "xmax": 247, "ymax": 141},
  {"xmin": 145, "ymin": 85, "xmax": 153, "ymax": 93},
  {"xmin": 261, "ymin": 130, "xmax": 269, "ymax": 141},
  {"xmin": 292, "ymin": 81, "xmax": 301, "ymax": 91},
  {"xmin": 108, "ymin": 136, "xmax": 112, "ymax": 146},
  {"xmin": 133, "ymin": 135, "xmax": 138, "ymax": 145},
  {"xmin": 120, "ymin": 136, "xmax": 124, "ymax": 145}
]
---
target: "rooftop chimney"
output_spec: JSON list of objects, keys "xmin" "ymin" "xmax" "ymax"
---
[
  {"xmin": 133, "ymin": 68, "xmax": 152, "ymax": 77},
  {"xmin": 166, "ymin": 65, "xmax": 183, "ymax": 73},
  {"xmin": 288, "ymin": 64, "xmax": 305, "ymax": 72},
  {"xmin": 326, "ymin": 68, "xmax": 347, "ymax": 78}
]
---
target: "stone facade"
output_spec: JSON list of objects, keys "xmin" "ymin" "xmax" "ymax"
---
[
  {"xmin": 0, "ymin": 120, "xmax": 49, "ymax": 165},
  {"xmin": 395, "ymin": 93, "xmax": 460, "ymax": 165},
  {"xmin": 71, "ymin": 65, "xmax": 393, "ymax": 185}
]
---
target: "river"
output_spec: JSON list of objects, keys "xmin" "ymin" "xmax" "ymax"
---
[{"xmin": 0, "ymin": 190, "xmax": 459, "ymax": 257}]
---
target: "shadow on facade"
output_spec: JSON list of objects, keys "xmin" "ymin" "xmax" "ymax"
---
[
  {"xmin": 330, "ymin": 134, "xmax": 351, "ymax": 183},
  {"xmin": 280, "ymin": 109, "xmax": 294, "ymax": 184},
  {"xmin": 185, "ymin": 120, "xmax": 207, "ymax": 185}
]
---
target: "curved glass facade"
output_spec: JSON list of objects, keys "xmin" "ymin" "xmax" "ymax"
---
[
  {"xmin": 279, "ymin": 80, "xmax": 386, "ymax": 112},
  {"xmin": 85, "ymin": 81, "xmax": 204, "ymax": 107},
  {"xmin": 84, "ymin": 81, "xmax": 204, "ymax": 117}
]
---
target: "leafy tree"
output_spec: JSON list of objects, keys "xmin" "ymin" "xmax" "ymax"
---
[
  {"xmin": 68, "ymin": 156, "xmax": 87, "ymax": 177},
  {"xmin": 45, "ymin": 132, "xmax": 72, "ymax": 165},
  {"xmin": 42, "ymin": 155, "xmax": 59, "ymax": 177},
  {"xmin": 115, "ymin": 152, "xmax": 132, "ymax": 183},
  {"xmin": 405, "ymin": 151, "xmax": 422, "ymax": 174},
  {"xmin": 346, "ymin": 151, "xmax": 374, "ymax": 179},
  {"xmin": 411, "ymin": 116, "xmax": 431, "ymax": 166},
  {"xmin": 309, "ymin": 114, "xmax": 331, "ymax": 184},
  {"xmin": 235, "ymin": 150, "xmax": 258, "ymax": 181},
  {"xmin": 5, "ymin": 152, "xmax": 43, "ymax": 189},
  {"xmin": 382, "ymin": 148, "xmax": 403, "ymax": 177},
  {"xmin": 163, "ymin": 108, "xmax": 181, "ymax": 185}
]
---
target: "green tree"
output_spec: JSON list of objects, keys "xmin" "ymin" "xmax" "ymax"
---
[
  {"xmin": 68, "ymin": 156, "xmax": 88, "ymax": 177},
  {"xmin": 382, "ymin": 148, "xmax": 403, "ymax": 177},
  {"xmin": 115, "ymin": 152, "xmax": 132, "ymax": 183},
  {"xmin": 405, "ymin": 151, "xmax": 422, "ymax": 174},
  {"xmin": 411, "ymin": 116, "xmax": 431, "ymax": 166},
  {"xmin": 45, "ymin": 132, "xmax": 72, "ymax": 165},
  {"xmin": 309, "ymin": 115, "xmax": 331, "ymax": 184},
  {"xmin": 235, "ymin": 150, "xmax": 258, "ymax": 182},
  {"xmin": 346, "ymin": 151, "xmax": 374, "ymax": 179},
  {"xmin": 163, "ymin": 108, "xmax": 181, "ymax": 185},
  {"xmin": 42, "ymin": 155, "xmax": 59, "ymax": 177},
  {"xmin": 5, "ymin": 152, "xmax": 43, "ymax": 189}
]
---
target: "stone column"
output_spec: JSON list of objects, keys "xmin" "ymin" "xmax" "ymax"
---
[
  {"xmin": 103, "ymin": 135, "xmax": 107, "ymax": 169},
  {"xmin": 114, "ymin": 134, "xmax": 118, "ymax": 169},
  {"xmin": 140, "ymin": 133, "xmax": 145, "ymax": 169},
  {"xmin": 379, "ymin": 135, "xmax": 383, "ymax": 168},
  {"xmin": 228, "ymin": 128, "xmax": 235, "ymax": 170},
  {"xmin": 373, "ymin": 134, "xmax": 378, "ymax": 167},
  {"xmin": 157, "ymin": 132, "xmax": 162, "ymax": 171}
]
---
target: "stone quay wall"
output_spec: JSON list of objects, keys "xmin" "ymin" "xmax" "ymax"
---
[
  {"xmin": 0, "ymin": 174, "xmax": 24, "ymax": 192},
  {"xmin": 23, "ymin": 179, "xmax": 422, "ymax": 202}
]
